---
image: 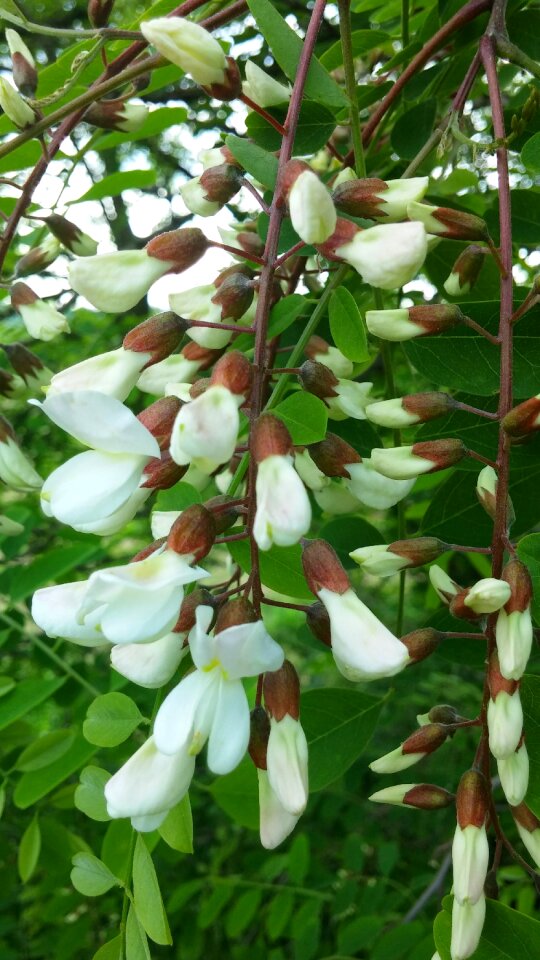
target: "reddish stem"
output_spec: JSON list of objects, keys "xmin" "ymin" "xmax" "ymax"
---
[{"xmin": 239, "ymin": 94, "xmax": 287, "ymax": 137}]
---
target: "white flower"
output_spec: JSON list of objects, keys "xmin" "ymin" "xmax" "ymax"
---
[
  {"xmin": 68, "ymin": 487, "xmax": 152, "ymax": 536},
  {"xmin": 369, "ymin": 783, "xmax": 418, "ymax": 806},
  {"xmin": 242, "ymin": 60, "xmax": 291, "ymax": 107},
  {"xmin": 318, "ymin": 586, "xmax": 409, "ymax": 681},
  {"xmin": 350, "ymin": 544, "xmax": 409, "ymax": 578},
  {"xmin": 137, "ymin": 354, "xmax": 202, "ymax": 395},
  {"xmin": 69, "ymin": 250, "xmax": 172, "ymax": 313},
  {"xmin": 309, "ymin": 344, "xmax": 353, "ymax": 378},
  {"xmin": 498, "ymin": 743, "xmax": 529, "ymax": 806},
  {"xmin": 0, "ymin": 76, "xmax": 34, "ymax": 127},
  {"xmin": 369, "ymin": 745, "xmax": 424, "ymax": 774},
  {"xmin": 294, "ymin": 449, "xmax": 328, "ymax": 492},
  {"xmin": 345, "ymin": 459, "xmax": 415, "ymax": 509},
  {"xmin": 288, "ymin": 170, "xmax": 337, "ymax": 245},
  {"xmin": 463, "ymin": 578, "xmax": 511, "ymax": 614},
  {"xmin": 32, "ymin": 580, "xmax": 108, "ymax": 647},
  {"xmin": 496, "ymin": 607, "xmax": 533, "ymax": 680},
  {"xmin": 326, "ymin": 380, "xmax": 373, "ymax": 420},
  {"xmin": 429, "ymin": 565, "xmax": 460, "ymax": 603},
  {"xmin": 170, "ymin": 385, "xmax": 242, "ymax": 471},
  {"xmin": 335, "ymin": 222, "xmax": 428, "ymax": 290},
  {"xmin": 369, "ymin": 177, "xmax": 429, "ymax": 222},
  {"xmin": 365, "ymin": 308, "xmax": 425, "ymax": 341},
  {"xmin": 33, "ymin": 391, "xmax": 159, "ymax": 532},
  {"xmin": 258, "ymin": 769, "xmax": 300, "ymax": 849},
  {"xmin": 366, "ymin": 397, "xmax": 421, "ymax": 428},
  {"xmin": 314, "ymin": 479, "xmax": 361, "ymax": 515},
  {"xmin": 452, "ymin": 823, "xmax": 489, "ymax": 905},
  {"xmin": 105, "ymin": 736, "xmax": 195, "ymax": 831},
  {"xmin": 515, "ymin": 817, "xmax": 540, "ymax": 868},
  {"xmin": 77, "ymin": 547, "xmax": 206, "ymax": 646},
  {"xmin": 0, "ymin": 432, "xmax": 42, "ymax": 492},
  {"xmin": 17, "ymin": 298, "xmax": 69, "ymax": 341},
  {"xmin": 370, "ymin": 445, "xmax": 433, "ymax": 480},
  {"xmin": 451, "ymin": 897, "xmax": 485, "ymax": 960},
  {"xmin": 487, "ymin": 689, "xmax": 523, "ymax": 759},
  {"xmin": 154, "ymin": 605, "xmax": 284, "ymax": 773},
  {"xmin": 140, "ymin": 17, "xmax": 227, "ymax": 87},
  {"xmin": 254, "ymin": 454, "xmax": 312, "ymax": 551},
  {"xmin": 111, "ymin": 632, "xmax": 188, "ymax": 688},
  {"xmin": 169, "ymin": 285, "xmax": 256, "ymax": 350},
  {"xmin": 180, "ymin": 176, "xmax": 221, "ymax": 218},
  {"xmin": 151, "ymin": 510, "xmax": 181, "ymax": 540},
  {"xmin": 266, "ymin": 714, "xmax": 309, "ymax": 816},
  {"xmin": 47, "ymin": 348, "xmax": 149, "ymax": 401}
]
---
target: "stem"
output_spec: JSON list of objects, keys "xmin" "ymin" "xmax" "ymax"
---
[
  {"xmin": 401, "ymin": 0, "xmax": 410, "ymax": 48},
  {"xmin": 119, "ymin": 831, "xmax": 137, "ymax": 960},
  {"xmin": 496, "ymin": 35, "xmax": 540, "ymax": 80},
  {"xmin": 448, "ymin": 544, "xmax": 492, "ymax": 554},
  {"xmin": 338, "ymin": 0, "xmax": 366, "ymax": 177},
  {"xmin": 274, "ymin": 241, "xmax": 306, "ymax": 267},
  {"xmin": 239, "ymin": 94, "xmax": 286, "ymax": 136},
  {"xmin": 461, "ymin": 314, "xmax": 501, "ymax": 345},
  {"xmin": 453, "ymin": 401, "xmax": 499, "ymax": 420},
  {"xmin": 211, "ymin": 242, "xmax": 265, "ymax": 265},
  {"xmin": 261, "ymin": 598, "xmax": 310, "ymax": 612},
  {"xmin": 468, "ymin": 449, "xmax": 498, "ymax": 469}
]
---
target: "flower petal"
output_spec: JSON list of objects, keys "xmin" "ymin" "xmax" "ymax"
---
[
  {"xmin": 154, "ymin": 669, "xmax": 217, "ymax": 755},
  {"xmin": 111, "ymin": 633, "xmax": 187, "ymax": 688},
  {"xmin": 206, "ymin": 678, "xmax": 250, "ymax": 774},
  {"xmin": 215, "ymin": 620, "xmax": 284, "ymax": 679},
  {"xmin": 32, "ymin": 581, "xmax": 106, "ymax": 646},
  {"xmin": 105, "ymin": 736, "xmax": 195, "ymax": 819},
  {"xmin": 32, "ymin": 391, "xmax": 160, "ymax": 457},
  {"xmin": 41, "ymin": 450, "xmax": 147, "ymax": 526}
]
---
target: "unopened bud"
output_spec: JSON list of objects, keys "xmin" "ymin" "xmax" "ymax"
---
[
  {"xmin": 333, "ymin": 176, "xmax": 428, "ymax": 222},
  {"xmin": 502, "ymin": 395, "xmax": 540, "ymax": 439},
  {"xmin": 308, "ymin": 433, "xmax": 361, "ymax": 478},
  {"xmin": 123, "ymin": 312, "xmax": 187, "ymax": 367},
  {"xmin": 496, "ymin": 559, "xmax": 533, "ymax": 681},
  {"xmin": 211, "ymin": 271, "xmax": 254, "ymax": 320},
  {"xmin": 456, "ymin": 769, "xmax": 488, "ymax": 829},
  {"xmin": 498, "ymin": 741, "xmax": 529, "ymax": 806},
  {"xmin": 204, "ymin": 495, "xmax": 241, "ymax": 534},
  {"xmin": 351, "ymin": 537, "xmax": 447, "ymax": 577},
  {"xmin": 167, "ymin": 503, "xmax": 216, "ymax": 560},
  {"xmin": 487, "ymin": 652, "xmax": 523, "ymax": 758},
  {"xmin": 305, "ymin": 335, "xmax": 354, "ymax": 379},
  {"xmin": 299, "ymin": 359, "xmax": 339, "ymax": 400},
  {"xmin": 367, "ymin": 391, "xmax": 454, "ymax": 428},
  {"xmin": 203, "ymin": 56, "xmax": 242, "ymax": 101},
  {"xmin": 174, "ymin": 586, "xmax": 214, "ymax": 633},
  {"xmin": 371, "ymin": 438, "xmax": 467, "ymax": 480},
  {"xmin": 88, "ymin": 0, "xmax": 115, "ymax": 27},
  {"xmin": 401, "ymin": 628, "xmax": 444, "ymax": 664},
  {"xmin": 142, "ymin": 451, "xmax": 186, "ymax": 490},
  {"xmin": 263, "ymin": 660, "xmax": 300, "ymax": 721},
  {"xmin": 138, "ymin": 396, "xmax": 182, "ymax": 448},
  {"xmin": 369, "ymin": 783, "xmax": 455, "ymax": 809},
  {"xmin": 14, "ymin": 236, "xmax": 61, "ymax": 277},
  {"xmin": 83, "ymin": 99, "xmax": 148, "ymax": 132},
  {"xmin": 305, "ymin": 601, "xmax": 331, "ymax": 647},
  {"xmin": 444, "ymin": 245, "xmax": 487, "ymax": 297},
  {"xmin": 252, "ymin": 413, "xmax": 293, "ymax": 462},
  {"xmin": 2, "ymin": 342, "xmax": 47, "ymax": 385},
  {"xmin": 281, "ymin": 160, "xmax": 337, "ymax": 245},
  {"xmin": 366, "ymin": 303, "xmax": 463, "ymax": 342},
  {"xmin": 41, "ymin": 213, "xmax": 98, "ymax": 257},
  {"xmin": 0, "ymin": 76, "xmax": 35, "ymax": 128},
  {"xmin": 146, "ymin": 226, "xmax": 209, "ymax": 270},
  {"xmin": 11, "ymin": 281, "xmax": 69, "ymax": 341},
  {"xmin": 408, "ymin": 201, "xmax": 489, "ymax": 241},
  {"xmin": 429, "ymin": 565, "xmax": 461, "ymax": 604},
  {"xmin": 249, "ymin": 706, "xmax": 270, "ymax": 769},
  {"xmin": 302, "ymin": 539, "xmax": 351, "ymax": 596},
  {"xmin": 370, "ymin": 723, "xmax": 449, "ymax": 774},
  {"xmin": 215, "ymin": 597, "xmax": 258, "ymax": 635},
  {"xmin": 511, "ymin": 803, "xmax": 540, "ymax": 869},
  {"xmin": 6, "ymin": 29, "xmax": 38, "ymax": 97},
  {"xmin": 209, "ymin": 350, "xmax": 252, "ymax": 397},
  {"xmin": 418, "ymin": 703, "xmax": 466, "ymax": 726}
]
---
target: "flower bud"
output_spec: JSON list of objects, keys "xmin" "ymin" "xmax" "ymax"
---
[
  {"xmin": 366, "ymin": 392, "xmax": 454, "ymax": 428},
  {"xmin": 204, "ymin": 494, "xmax": 241, "ymax": 534},
  {"xmin": 302, "ymin": 539, "xmax": 351, "ymax": 596},
  {"xmin": 371, "ymin": 439, "xmax": 467, "ymax": 480},
  {"xmin": 249, "ymin": 706, "xmax": 270, "ymax": 769},
  {"xmin": 487, "ymin": 652, "xmax": 523, "ymax": 758},
  {"xmin": 453, "ymin": 770, "xmax": 489, "ymax": 911},
  {"xmin": 281, "ymin": 161, "xmax": 337, "ymax": 245},
  {"xmin": 418, "ymin": 704, "xmax": 465, "ymax": 726},
  {"xmin": 264, "ymin": 662, "xmax": 309, "ymax": 816},
  {"xmin": 88, "ymin": 0, "xmax": 115, "ymax": 28},
  {"xmin": 202, "ymin": 56, "xmax": 242, "ymax": 102},
  {"xmin": 15, "ymin": 236, "xmax": 61, "ymax": 278},
  {"xmin": 11, "ymin": 282, "xmax": 69, "ymax": 342},
  {"xmin": 429, "ymin": 565, "xmax": 460, "ymax": 604},
  {"xmin": 2, "ymin": 343, "xmax": 50, "ymax": 390},
  {"xmin": 138, "ymin": 396, "xmax": 183, "ymax": 449},
  {"xmin": 0, "ymin": 76, "xmax": 35, "ymax": 128},
  {"xmin": 299, "ymin": 361, "xmax": 373, "ymax": 421},
  {"xmin": 83, "ymin": 99, "xmax": 148, "ymax": 132},
  {"xmin": 219, "ymin": 221, "xmax": 265, "ymax": 260},
  {"xmin": 41, "ymin": 213, "xmax": 98, "ymax": 257},
  {"xmin": 451, "ymin": 897, "xmax": 486, "ymax": 960},
  {"xmin": 253, "ymin": 424, "xmax": 311, "ymax": 550},
  {"xmin": 401, "ymin": 628, "xmax": 444, "ymax": 664},
  {"xmin": 252, "ymin": 413, "xmax": 293, "ymax": 462},
  {"xmin": 0, "ymin": 369, "xmax": 17, "ymax": 397},
  {"xmin": 318, "ymin": 219, "xmax": 428, "ymax": 290},
  {"xmin": 6, "ymin": 29, "xmax": 38, "ymax": 97},
  {"xmin": 511, "ymin": 803, "xmax": 540, "ymax": 869},
  {"xmin": 370, "ymin": 723, "xmax": 449, "ymax": 774},
  {"xmin": 369, "ymin": 783, "xmax": 455, "ymax": 809},
  {"xmin": 308, "ymin": 433, "xmax": 361, "ymax": 479},
  {"xmin": 462, "ymin": 578, "xmax": 512, "ymax": 616},
  {"xmin": 123, "ymin": 312, "xmax": 187, "ymax": 367},
  {"xmin": 167, "ymin": 503, "xmax": 216, "ymax": 560},
  {"xmin": 351, "ymin": 537, "xmax": 447, "ymax": 577},
  {"xmin": 242, "ymin": 60, "xmax": 291, "ymax": 107},
  {"xmin": 0, "ymin": 416, "xmax": 43, "ymax": 491},
  {"xmin": 211, "ymin": 271, "xmax": 255, "ymax": 320},
  {"xmin": 146, "ymin": 226, "xmax": 210, "ymax": 269},
  {"xmin": 502, "ymin": 395, "xmax": 540, "ymax": 439},
  {"xmin": 142, "ymin": 451, "xmax": 186, "ymax": 490},
  {"xmin": 496, "ymin": 559, "xmax": 533, "ymax": 680},
  {"xmin": 210, "ymin": 350, "xmax": 252, "ymax": 397},
  {"xmin": 304, "ymin": 335, "xmax": 354, "ymax": 379},
  {"xmin": 498, "ymin": 741, "xmax": 529, "ymax": 806},
  {"xmin": 140, "ymin": 17, "xmax": 228, "ymax": 87},
  {"xmin": 407, "ymin": 201, "xmax": 489, "ymax": 241},
  {"xmin": 263, "ymin": 660, "xmax": 300, "ymax": 722},
  {"xmin": 174, "ymin": 586, "xmax": 214, "ymax": 634},
  {"xmin": 365, "ymin": 303, "xmax": 463, "ymax": 342},
  {"xmin": 305, "ymin": 601, "xmax": 331, "ymax": 647},
  {"xmin": 333, "ymin": 176, "xmax": 429, "ymax": 223},
  {"xmin": 444, "ymin": 245, "xmax": 487, "ymax": 297},
  {"xmin": 181, "ymin": 163, "xmax": 243, "ymax": 217}
]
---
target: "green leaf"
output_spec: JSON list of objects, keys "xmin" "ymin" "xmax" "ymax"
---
[
  {"xmin": 69, "ymin": 169, "xmax": 157, "ymax": 205},
  {"xmin": 268, "ymin": 294, "xmax": 311, "ymax": 339},
  {"xmin": 0, "ymin": 676, "xmax": 15, "ymax": 697},
  {"xmin": 13, "ymin": 735, "xmax": 96, "ymax": 809},
  {"xmin": 301, "ymin": 688, "xmax": 385, "ymax": 791},
  {"xmin": 83, "ymin": 693, "xmax": 145, "ymax": 748},
  {"xmin": 126, "ymin": 905, "xmax": 151, "ymax": 960},
  {"xmin": 338, "ymin": 916, "xmax": 385, "ymax": 955},
  {"xmin": 0, "ymin": 0, "xmax": 27, "ymax": 26},
  {"xmin": 434, "ymin": 895, "xmax": 540, "ymax": 960},
  {"xmin": 507, "ymin": 10, "xmax": 540, "ymax": 59},
  {"xmin": 74, "ymin": 766, "xmax": 111, "ymax": 822},
  {"xmin": 228, "ymin": 540, "xmax": 312, "ymax": 601},
  {"xmin": 92, "ymin": 937, "xmax": 122, "ymax": 960},
  {"xmin": 521, "ymin": 133, "xmax": 540, "ymax": 174},
  {"xmin": 209, "ymin": 758, "xmax": 259, "ymax": 830},
  {"xmin": 225, "ymin": 889, "xmax": 262, "ymax": 937},
  {"xmin": 520, "ymin": 675, "xmax": 540, "ymax": 818},
  {"xmin": 154, "ymin": 481, "xmax": 202, "ymax": 512},
  {"xmin": 133, "ymin": 835, "xmax": 172, "ymax": 945},
  {"xmin": 158, "ymin": 795, "xmax": 193, "ymax": 853},
  {"xmin": 71, "ymin": 852, "xmax": 121, "ymax": 897},
  {"xmin": 16, "ymin": 729, "xmax": 75, "ymax": 772},
  {"xmin": 517, "ymin": 534, "xmax": 540, "ymax": 625},
  {"xmin": 329, "ymin": 288, "xmax": 369, "ymax": 363},
  {"xmin": 0, "ymin": 676, "xmax": 65, "ymax": 731},
  {"xmin": 18, "ymin": 815, "xmax": 41, "ymax": 883},
  {"xmin": 391, "ymin": 100, "xmax": 437, "ymax": 159},
  {"xmin": 246, "ymin": 0, "xmax": 347, "ymax": 108},
  {"xmin": 225, "ymin": 134, "xmax": 279, "ymax": 189},
  {"xmin": 320, "ymin": 29, "xmax": 391, "ymax": 70},
  {"xmin": 318, "ymin": 516, "xmax": 383, "ymax": 568},
  {"xmin": 266, "ymin": 891, "xmax": 294, "ymax": 940},
  {"xmin": 273, "ymin": 392, "xmax": 328, "ymax": 445},
  {"xmin": 246, "ymin": 101, "xmax": 335, "ymax": 155},
  {"xmin": 0, "ymin": 541, "xmax": 102, "ymax": 602}
]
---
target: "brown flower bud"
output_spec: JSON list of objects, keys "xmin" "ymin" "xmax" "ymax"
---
[
  {"xmin": 279, "ymin": 159, "xmax": 310, "ymax": 200},
  {"xmin": 0, "ymin": 369, "xmax": 16, "ymax": 397},
  {"xmin": 182, "ymin": 341, "xmax": 225, "ymax": 370},
  {"xmin": 189, "ymin": 378, "xmax": 210, "ymax": 399},
  {"xmin": 502, "ymin": 395, "xmax": 540, "ymax": 439},
  {"xmin": 210, "ymin": 350, "xmax": 252, "ymax": 396},
  {"xmin": 142, "ymin": 451, "xmax": 186, "ymax": 490},
  {"xmin": 332, "ymin": 177, "xmax": 390, "ymax": 218},
  {"xmin": 203, "ymin": 56, "xmax": 242, "ymax": 101},
  {"xmin": 411, "ymin": 438, "xmax": 468, "ymax": 473},
  {"xmin": 11, "ymin": 281, "xmax": 38, "ymax": 310},
  {"xmin": 401, "ymin": 628, "xmax": 444, "ymax": 664},
  {"xmin": 298, "ymin": 360, "xmax": 339, "ymax": 400},
  {"xmin": 401, "ymin": 784, "xmax": 455, "ymax": 810},
  {"xmin": 41, "ymin": 213, "xmax": 97, "ymax": 256},
  {"xmin": 137, "ymin": 396, "xmax": 182, "ymax": 449},
  {"xmin": 401, "ymin": 723, "xmax": 449, "ymax": 756},
  {"xmin": 145, "ymin": 227, "xmax": 210, "ymax": 269},
  {"xmin": 10, "ymin": 50, "xmax": 38, "ymax": 99},
  {"xmin": 233, "ymin": 223, "xmax": 265, "ymax": 259},
  {"xmin": 215, "ymin": 597, "xmax": 258, "ymax": 634},
  {"xmin": 511, "ymin": 802, "xmax": 540, "ymax": 833},
  {"xmin": 199, "ymin": 162, "xmax": 243, "ymax": 204},
  {"xmin": 251, "ymin": 413, "xmax": 293, "ymax": 462},
  {"xmin": 501, "ymin": 559, "xmax": 532, "ymax": 615},
  {"xmin": 407, "ymin": 303, "xmax": 464, "ymax": 335},
  {"xmin": 302, "ymin": 539, "xmax": 351, "ymax": 596},
  {"xmin": 167, "ymin": 503, "xmax": 216, "ymax": 560},
  {"xmin": 174, "ymin": 586, "xmax": 214, "ymax": 634},
  {"xmin": 488, "ymin": 650, "xmax": 520, "ymax": 700},
  {"xmin": 308, "ymin": 433, "xmax": 361, "ymax": 479},
  {"xmin": 409, "ymin": 202, "xmax": 489, "ymax": 241},
  {"xmin": 14, "ymin": 240, "xmax": 60, "ymax": 278},
  {"xmin": 401, "ymin": 392, "xmax": 455, "ymax": 422},
  {"xmin": 315, "ymin": 218, "xmax": 359, "ymax": 261},
  {"xmin": 123, "ymin": 312, "xmax": 187, "ymax": 367},
  {"xmin": 263, "ymin": 660, "xmax": 300, "ymax": 721},
  {"xmin": 456, "ymin": 769, "xmax": 488, "ymax": 829},
  {"xmin": 249, "ymin": 706, "xmax": 270, "ymax": 770},
  {"xmin": 83, "ymin": 99, "xmax": 145, "ymax": 132},
  {"xmin": 449, "ymin": 590, "xmax": 482, "ymax": 622},
  {"xmin": 211, "ymin": 272, "xmax": 255, "ymax": 321},
  {"xmin": 305, "ymin": 335, "xmax": 331, "ymax": 361},
  {"xmin": 2, "ymin": 342, "xmax": 45, "ymax": 383},
  {"xmin": 444, "ymin": 245, "xmax": 487, "ymax": 296},
  {"xmin": 427, "ymin": 704, "xmax": 465, "ymax": 725},
  {"xmin": 88, "ymin": 0, "xmax": 115, "ymax": 27},
  {"xmin": 306, "ymin": 601, "xmax": 331, "ymax": 647},
  {"xmin": 389, "ymin": 537, "xmax": 448, "ymax": 567}
]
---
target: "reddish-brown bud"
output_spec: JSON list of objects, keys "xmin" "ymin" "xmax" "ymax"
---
[
  {"xmin": 88, "ymin": 0, "xmax": 115, "ymax": 27},
  {"xmin": 501, "ymin": 558, "xmax": 532, "ymax": 614},
  {"xmin": 305, "ymin": 335, "xmax": 331, "ymax": 360},
  {"xmin": 389, "ymin": 537, "xmax": 448, "ymax": 567},
  {"xmin": 211, "ymin": 272, "xmax": 255, "ymax": 321},
  {"xmin": 204, "ymin": 495, "xmax": 241, "ymax": 534},
  {"xmin": 279, "ymin": 159, "xmax": 310, "ymax": 199},
  {"xmin": 167, "ymin": 503, "xmax": 216, "ymax": 560},
  {"xmin": 210, "ymin": 350, "xmax": 252, "ymax": 396},
  {"xmin": 306, "ymin": 601, "xmax": 331, "ymax": 647},
  {"xmin": 232, "ymin": 223, "xmax": 265, "ymax": 259},
  {"xmin": 11, "ymin": 52, "xmax": 38, "ymax": 99},
  {"xmin": 445, "ymin": 245, "xmax": 487, "ymax": 295},
  {"xmin": 40, "ymin": 213, "xmax": 97, "ymax": 256},
  {"xmin": 215, "ymin": 597, "xmax": 258, "ymax": 634},
  {"xmin": 182, "ymin": 341, "xmax": 224, "ymax": 369},
  {"xmin": 199, "ymin": 162, "xmax": 243, "ymax": 204},
  {"xmin": 137, "ymin": 396, "xmax": 182, "ymax": 449},
  {"xmin": 315, "ymin": 218, "xmax": 359, "ymax": 261},
  {"xmin": 203, "ymin": 56, "xmax": 242, "ymax": 101},
  {"xmin": 14, "ymin": 240, "xmax": 60, "ymax": 277},
  {"xmin": 263, "ymin": 660, "xmax": 300, "ymax": 721},
  {"xmin": 332, "ymin": 177, "xmax": 389, "ymax": 218},
  {"xmin": 11, "ymin": 281, "xmax": 38, "ymax": 310},
  {"xmin": 298, "ymin": 360, "xmax": 339, "ymax": 400},
  {"xmin": 189, "ymin": 378, "xmax": 210, "ymax": 399},
  {"xmin": 402, "ymin": 723, "xmax": 449, "ymax": 756},
  {"xmin": 401, "ymin": 628, "xmax": 444, "ymax": 664},
  {"xmin": 401, "ymin": 392, "xmax": 454, "ymax": 422},
  {"xmin": 488, "ymin": 650, "xmax": 520, "ymax": 699},
  {"xmin": 251, "ymin": 413, "xmax": 293, "ymax": 462},
  {"xmin": 308, "ymin": 433, "xmax": 361, "ymax": 479},
  {"xmin": 449, "ymin": 589, "xmax": 482, "ymax": 622},
  {"xmin": 0, "ymin": 369, "xmax": 16, "ymax": 397},
  {"xmin": 142, "ymin": 451, "xmax": 187, "ymax": 490},
  {"xmin": 456, "ymin": 769, "xmax": 489, "ymax": 829},
  {"xmin": 123, "ymin": 312, "xmax": 187, "ymax": 367},
  {"xmin": 146, "ymin": 227, "xmax": 209, "ymax": 269},
  {"xmin": 427, "ymin": 704, "xmax": 465, "ymax": 725},
  {"xmin": 302, "ymin": 539, "xmax": 351, "ymax": 596},
  {"xmin": 511, "ymin": 802, "xmax": 540, "ymax": 833},
  {"xmin": 2, "ymin": 342, "xmax": 45, "ymax": 383},
  {"xmin": 401, "ymin": 784, "xmax": 456, "ymax": 810},
  {"xmin": 502, "ymin": 396, "xmax": 540, "ymax": 439},
  {"xmin": 174, "ymin": 587, "xmax": 214, "ymax": 634},
  {"xmin": 83, "ymin": 99, "xmax": 142, "ymax": 131},
  {"xmin": 407, "ymin": 303, "xmax": 464, "ymax": 335},
  {"xmin": 411, "ymin": 438, "xmax": 467, "ymax": 472},
  {"xmin": 249, "ymin": 706, "xmax": 270, "ymax": 770},
  {"xmin": 410, "ymin": 202, "xmax": 489, "ymax": 241}
]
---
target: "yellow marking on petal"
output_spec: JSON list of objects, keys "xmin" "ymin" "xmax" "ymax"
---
[
  {"xmin": 202, "ymin": 658, "xmax": 220, "ymax": 673},
  {"xmin": 188, "ymin": 731, "xmax": 205, "ymax": 756}
]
